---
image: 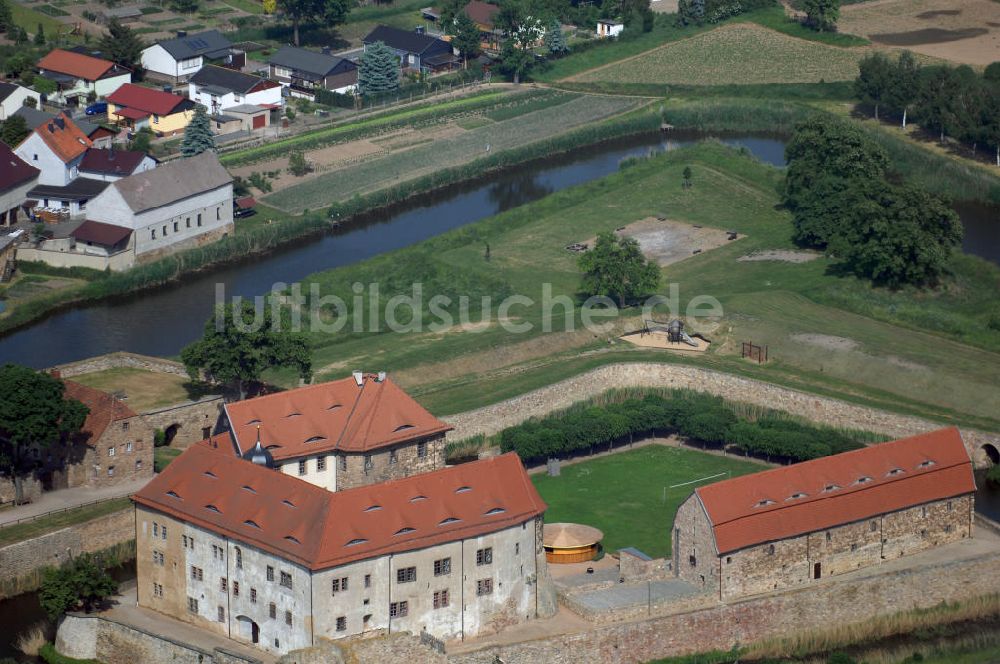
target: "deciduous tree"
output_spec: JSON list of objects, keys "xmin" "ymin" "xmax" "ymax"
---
[
  {"xmin": 855, "ymin": 52, "xmax": 892, "ymax": 120},
  {"xmin": 357, "ymin": 40, "xmax": 399, "ymax": 94},
  {"xmin": 0, "ymin": 114, "xmax": 29, "ymax": 147},
  {"xmin": 496, "ymin": 0, "xmax": 544, "ymax": 84},
  {"xmin": 181, "ymin": 300, "xmax": 313, "ymax": 400},
  {"xmin": 802, "ymin": 0, "xmax": 839, "ymax": 32},
  {"xmin": 886, "ymin": 50, "xmax": 920, "ymax": 128},
  {"xmin": 0, "ymin": 0, "xmax": 13, "ymax": 33},
  {"xmin": 0, "ymin": 365, "xmax": 88, "ymax": 505},
  {"xmin": 39, "ymin": 554, "xmax": 118, "ymax": 620},
  {"xmin": 279, "ymin": 0, "xmax": 350, "ymax": 46},
  {"xmin": 578, "ymin": 231, "xmax": 661, "ymax": 308},
  {"xmin": 180, "ymin": 104, "xmax": 215, "ymax": 157},
  {"xmin": 450, "ymin": 10, "xmax": 482, "ymax": 67}
]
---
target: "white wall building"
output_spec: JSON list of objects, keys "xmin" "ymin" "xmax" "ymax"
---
[
  {"xmin": 36, "ymin": 49, "xmax": 131, "ymax": 107},
  {"xmin": 188, "ymin": 65, "xmax": 282, "ymax": 116},
  {"xmin": 14, "ymin": 115, "xmax": 91, "ymax": 186},
  {"xmin": 596, "ymin": 19, "xmax": 624, "ymax": 38},
  {"xmin": 141, "ymin": 30, "xmax": 245, "ymax": 85},
  {"xmin": 0, "ymin": 83, "xmax": 41, "ymax": 120}
]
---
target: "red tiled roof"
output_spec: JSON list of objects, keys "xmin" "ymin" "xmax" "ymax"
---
[
  {"xmin": 696, "ymin": 428, "xmax": 976, "ymax": 555},
  {"xmin": 64, "ymin": 380, "xmax": 137, "ymax": 448},
  {"xmin": 225, "ymin": 375, "xmax": 453, "ymax": 461},
  {"xmin": 113, "ymin": 107, "xmax": 151, "ymax": 121},
  {"xmin": 107, "ymin": 84, "xmax": 187, "ymax": 116},
  {"xmin": 31, "ymin": 114, "xmax": 92, "ymax": 164},
  {"xmin": 0, "ymin": 142, "xmax": 39, "ymax": 192},
  {"xmin": 464, "ymin": 0, "xmax": 499, "ymax": 27},
  {"xmin": 71, "ymin": 219, "xmax": 132, "ymax": 246},
  {"xmin": 38, "ymin": 49, "xmax": 115, "ymax": 81},
  {"xmin": 132, "ymin": 443, "xmax": 545, "ymax": 570}
]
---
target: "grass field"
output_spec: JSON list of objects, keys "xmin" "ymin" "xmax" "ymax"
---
[
  {"xmin": 276, "ymin": 141, "xmax": 1000, "ymax": 432},
  {"xmin": 0, "ymin": 497, "xmax": 131, "ymax": 546},
  {"xmin": 263, "ymin": 94, "xmax": 644, "ymax": 212},
  {"xmin": 71, "ymin": 367, "xmax": 206, "ymax": 412},
  {"xmin": 531, "ymin": 445, "xmax": 765, "ymax": 558},
  {"xmin": 572, "ymin": 23, "xmax": 869, "ymax": 86}
]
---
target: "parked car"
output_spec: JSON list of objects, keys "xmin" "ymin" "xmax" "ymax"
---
[
  {"xmin": 234, "ymin": 208, "xmax": 257, "ymax": 219},
  {"xmin": 85, "ymin": 101, "xmax": 108, "ymax": 116}
]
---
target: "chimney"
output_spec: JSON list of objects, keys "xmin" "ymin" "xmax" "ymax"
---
[
  {"xmin": 352, "ymin": 370, "xmax": 364, "ymax": 387},
  {"xmin": 47, "ymin": 123, "xmax": 55, "ymax": 133},
  {"xmin": 321, "ymin": 46, "xmax": 331, "ymax": 55},
  {"xmin": 177, "ymin": 30, "xmax": 187, "ymax": 38},
  {"xmin": 55, "ymin": 117, "xmax": 65, "ymax": 130},
  {"xmin": 377, "ymin": 371, "xmax": 386, "ymax": 383}
]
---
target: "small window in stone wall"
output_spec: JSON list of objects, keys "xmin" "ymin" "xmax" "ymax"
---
[
  {"xmin": 945, "ymin": 524, "xmax": 954, "ymax": 533},
  {"xmin": 336, "ymin": 616, "xmax": 347, "ymax": 631},
  {"xmin": 122, "ymin": 421, "xmax": 129, "ymax": 431},
  {"xmin": 218, "ymin": 606, "xmax": 225, "ymax": 622},
  {"xmin": 251, "ymin": 588, "xmax": 257, "ymax": 603},
  {"xmin": 364, "ymin": 574, "xmax": 371, "ymax": 588},
  {"xmin": 922, "ymin": 506, "xmax": 928, "ymax": 518},
  {"xmin": 285, "ymin": 610, "xmax": 292, "ymax": 626},
  {"xmin": 870, "ymin": 521, "xmax": 878, "ymax": 532},
  {"xmin": 135, "ymin": 460, "xmax": 142, "ymax": 471},
  {"xmin": 389, "ymin": 449, "xmax": 398, "ymax": 465},
  {"xmin": 825, "ymin": 531, "xmax": 831, "ymax": 542},
  {"xmin": 108, "ymin": 466, "xmax": 115, "ymax": 477},
  {"xmin": 188, "ymin": 597, "xmax": 198, "ymax": 613},
  {"xmin": 689, "ymin": 554, "xmax": 696, "ymax": 567},
  {"xmin": 340, "ymin": 456, "xmax": 347, "ymax": 472},
  {"xmin": 108, "ymin": 447, "xmax": 115, "ymax": 457},
  {"xmin": 269, "ymin": 602, "xmax": 276, "ymax": 619},
  {"xmin": 317, "ymin": 457, "xmax": 326, "ymax": 472},
  {"xmin": 850, "ymin": 543, "xmax": 858, "ymax": 552},
  {"xmin": 417, "ymin": 441, "xmax": 428, "ymax": 458},
  {"xmin": 726, "ymin": 556, "xmax": 732, "ymax": 564},
  {"xmin": 921, "ymin": 529, "xmax": 928, "ymax": 538},
  {"xmin": 947, "ymin": 501, "xmax": 953, "ymax": 512},
  {"xmin": 767, "ymin": 544, "xmax": 775, "ymax": 556},
  {"xmin": 126, "ymin": 441, "xmax": 133, "ymax": 453},
  {"xmin": 233, "ymin": 581, "xmax": 239, "ymax": 597}
]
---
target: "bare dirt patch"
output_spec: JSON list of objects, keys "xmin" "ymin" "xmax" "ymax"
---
[
  {"xmin": 583, "ymin": 218, "xmax": 739, "ymax": 267},
  {"xmin": 840, "ymin": 0, "xmax": 1000, "ymax": 65},
  {"xmin": 737, "ymin": 250, "xmax": 820, "ymax": 263},
  {"xmin": 790, "ymin": 333, "xmax": 860, "ymax": 352}
]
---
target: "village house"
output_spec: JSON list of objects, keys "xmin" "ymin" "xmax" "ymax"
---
[
  {"xmin": 106, "ymin": 84, "xmax": 197, "ymax": 137},
  {"xmin": 188, "ymin": 65, "xmax": 282, "ymax": 116},
  {"xmin": 0, "ymin": 378, "xmax": 154, "ymax": 504},
  {"xmin": 141, "ymin": 30, "xmax": 246, "ymax": 85},
  {"xmin": 363, "ymin": 26, "xmax": 459, "ymax": 74},
  {"xmin": 78, "ymin": 148, "xmax": 158, "ymax": 182},
  {"xmin": 267, "ymin": 46, "xmax": 358, "ymax": 99},
  {"xmin": 595, "ymin": 19, "xmax": 624, "ymax": 39},
  {"xmin": 13, "ymin": 114, "xmax": 110, "ymax": 218},
  {"xmin": 14, "ymin": 107, "xmax": 116, "ymax": 149},
  {"xmin": 36, "ymin": 49, "xmax": 131, "ymax": 107},
  {"xmin": 222, "ymin": 372, "xmax": 452, "ymax": 493},
  {"xmin": 79, "ymin": 151, "xmax": 233, "ymax": 265},
  {"xmin": 0, "ymin": 142, "xmax": 39, "ymax": 227},
  {"xmin": 672, "ymin": 427, "xmax": 977, "ymax": 601},
  {"xmin": 132, "ymin": 438, "xmax": 547, "ymax": 654},
  {"xmin": 0, "ymin": 82, "xmax": 40, "ymax": 120},
  {"xmin": 462, "ymin": 1, "xmax": 502, "ymax": 49}
]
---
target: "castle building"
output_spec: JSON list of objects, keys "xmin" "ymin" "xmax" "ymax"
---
[
  {"xmin": 132, "ymin": 440, "xmax": 547, "ymax": 654},
  {"xmin": 222, "ymin": 372, "xmax": 452, "ymax": 492},
  {"xmin": 672, "ymin": 427, "xmax": 977, "ymax": 601}
]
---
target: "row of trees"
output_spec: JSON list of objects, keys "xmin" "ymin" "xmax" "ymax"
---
[
  {"xmin": 498, "ymin": 391, "xmax": 865, "ymax": 465},
  {"xmin": 783, "ymin": 116, "xmax": 963, "ymax": 287},
  {"xmin": 856, "ymin": 52, "xmax": 1000, "ymax": 164},
  {"xmin": 676, "ymin": 0, "xmax": 774, "ymax": 27}
]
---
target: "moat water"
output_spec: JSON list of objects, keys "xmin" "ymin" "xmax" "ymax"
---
[{"xmin": 0, "ymin": 132, "xmax": 995, "ymax": 368}]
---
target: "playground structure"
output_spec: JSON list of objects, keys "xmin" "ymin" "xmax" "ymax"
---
[
  {"xmin": 619, "ymin": 318, "xmax": 710, "ymax": 353},
  {"xmin": 544, "ymin": 523, "xmax": 605, "ymax": 564}
]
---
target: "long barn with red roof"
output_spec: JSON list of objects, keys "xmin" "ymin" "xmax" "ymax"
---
[{"xmin": 672, "ymin": 427, "xmax": 977, "ymax": 600}]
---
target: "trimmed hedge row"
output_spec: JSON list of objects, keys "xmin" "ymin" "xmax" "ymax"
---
[{"xmin": 498, "ymin": 391, "xmax": 868, "ymax": 465}]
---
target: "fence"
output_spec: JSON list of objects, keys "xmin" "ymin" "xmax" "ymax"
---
[
  {"xmin": 0, "ymin": 494, "xmax": 128, "ymax": 530},
  {"xmin": 742, "ymin": 341, "xmax": 768, "ymax": 364}
]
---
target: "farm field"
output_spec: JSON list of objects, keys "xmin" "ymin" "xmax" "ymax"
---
[
  {"xmin": 266, "ymin": 142, "xmax": 1000, "ymax": 433},
  {"xmin": 262, "ymin": 93, "xmax": 645, "ymax": 212},
  {"xmin": 839, "ymin": 0, "xmax": 1000, "ymax": 66},
  {"xmin": 531, "ymin": 445, "xmax": 766, "ymax": 559},
  {"xmin": 571, "ymin": 23, "xmax": 870, "ymax": 86}
]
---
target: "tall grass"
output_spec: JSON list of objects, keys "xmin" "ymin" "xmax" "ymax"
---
[{"xmin": 555, "ymin": 80, "xmax": 856, "ymax": 101}]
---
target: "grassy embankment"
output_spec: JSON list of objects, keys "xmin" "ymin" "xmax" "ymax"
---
[
  {"xmin": 0, "ymin": 497, "xmax": 131, "ymax": 547},
  {"xmin": 266, "ymin": 139, "xmax": 1000, "ymax": 435}
]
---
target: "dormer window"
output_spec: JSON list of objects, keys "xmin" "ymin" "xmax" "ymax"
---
[
  {"xmin": 455, "ymin": 486, "xmax": 472, "ymax": 494},
  {"xmin": 166, "ymin": 490, "xmax": 181, "ymax": 499},
  {"xmin": 282, "ymin": 499, "xmax": 295, "ymax": 508},
  {"xmin": 754, "ymin": 499, "xmax": 775, "ymax": 508},
  {"xmin": 394, "ymin": 527, "xmax": 416, "ymax": 536},
  {"xmin": 364, "ymin": 505, "xmax": 382, "ymax": 512},
  {"xmin": 244, "ymin": 520, "xmax": 261, "ymax": 529},
  {"xmin": 284, "ymin": 535, "xmax": 300, "ymax": 544},
  {"xmin": 203, "ymin": 470, "xmax": 217, "ymax": 479},
  {"xmin": 918, "ymin": 460, "xmax": 936, "ymax": 468},
  {"xmin": 242, "ymin": 485, "xmax": 256, "ymax": 494},
  {"xmin": 304, "ymin": 436, "xmax": 325, "ymax": 443},
  {"xmin": 855, "ymin": 476, "xmax": 872, "ymax": 484},
  {"xmin": 246, "ymin": 419, "xmax": 261, "ymax": 425},
  {"xmin": 787, "ymin": 492, "xmax": 807, "ymax": 501},
  {"xmin": 394, "ymin": 424, "xmax": 414, "ymax": 432},
  {"xmin": 887, "ymin": 468, "xmax": 904, "ymax": 477},
  {"xmin": 286, "ymin": 412, "xmax": 301, "ymax": 418},
  {"xmin": 823, "ymin": 484, "xmax": 840, "ymax": 493},
  {"xmin": 410, "ymin": 495, "xmax": 427, "ymax": 502},
  {"xmin": 327, "ymin": 404, "xmax": 342, "ymax": 410},
  {"xmin": 346, "ymin": 538, "xmax": 367, "ymax": 546},
  {"xmin": 205, "ymin": 504, "xmax": 221, "ymax": 513},
  {"xmin": 439, "ymin": 517, "xmax": 461, "ymax": 526},
  {"xmin": 484, "ymin": 507, "xmax": 506, "ymax": 516}
]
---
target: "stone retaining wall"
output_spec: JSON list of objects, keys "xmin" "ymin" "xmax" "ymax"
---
[
  {"xmin": 0, "ymin": 506, "xmax": 133, "ymax": 599},
  {"xmin": 56, "ymin": 614, "xmax": 262, "ymax": 664},
  {"xmin": 443, "ymin": 362, "xmax": 1000, "ymax": 467},
  {"xmin": 452, "ymin": 546, "xmax": 1000, "ymax": 664},
  {"xmin": 50, "ymin": 351, "xmax": 191, "ymax": 379}
]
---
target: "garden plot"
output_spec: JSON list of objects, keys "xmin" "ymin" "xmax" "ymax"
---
[
  {"xmin": 571, "ymin": 23, "xmax": 869, "ymax": 85},
  {"xmin": 583, "ymin": 217, "xmax": 738, "ymax": 266},
  {"xmin": 839, "ymin": 0, "xmax": 1000, "ymax": 65},
  {"xmin": 263, "ymin": 94, "xmax": 643, "ymax": 212}
]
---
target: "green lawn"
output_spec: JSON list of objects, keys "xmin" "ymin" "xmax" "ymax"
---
[
  {"xmin": 155, "ymin": 447, "xmax": 182, "ymax": 473},
  {"xmin": 0, "ymin": 497, "xmax": 131, "ymax": 546},
  {"xmin": 532, "ymin": 446, "xmax": 765, "ymax": 558}
]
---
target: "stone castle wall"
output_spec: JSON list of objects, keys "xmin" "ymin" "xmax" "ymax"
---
[
  {"xmin": 443, "ymin": 362, "xmax": 1000, "ymax": 467},
  {"xmin": 0, "ymin": 506, "xmax": 133, "ymax": 599},
  {"xmin": 337, "ymin": 434, "xmax": 447, "ymax": 491},
  {"xmin": 51, "ymin": 352, "xmax": 192, "ymax": 379}
]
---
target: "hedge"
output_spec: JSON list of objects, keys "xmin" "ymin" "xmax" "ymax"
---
[{"xmin": 498, "ymin": 391, "xmax": 870, "ymax": 465}]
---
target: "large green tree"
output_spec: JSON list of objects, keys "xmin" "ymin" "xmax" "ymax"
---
[
  {"xmin": 885, "ymin": 50, "xmax": 920, "ymax": 128},
  {"xmin": 916, "ymin": 65, "xmax": 962, "ymax": 143},
  {"xmin": 0, "ymin": 0, "xmax": 13, "ymax": 33},
  {"xmin": 801, "ymin": 0, "xmax": 839, "ymax": 32},
  {"xmin": 181, "ymin": 300, "xmax": 313, "ymax": 400},
  {"xmin": 278, "ymin": 0, "xmax": 350, "ymax": 46},
  {"xmin": 39, "ymin": 554, "xmax": 118, "ymax": 620},
  {"xmin": 180, "ymin": 104, "xmax": 215, "ymax": 157},
  {"xmin": 357, "ymin": 41, "xmax": 399, "ymax": 95},
  {"xmin": 855, "ymin": 52, "xmax": 893, "ymax": 120},
  {"xmin": 449, "ymin": 10, "xmax": 482, "ymax": 67},
  {"xmin": 99, "ymin": 18, "xmax": 145, "ymax": 76},
  {"xmin": 578, "ymin": 232, "xmax": 661, "ymax": 308},
  {"xmin": 0, "ymin": 114, "xmax": 30, "ymax": 147},
  {"xmin": 543, "ymin": 18, "xmax": 568, "ymax": 55},
  {"xmin": 0, "ymin": 365, "xmax": 89, "ymax": 504},
  {"xmin": 496, "ymin": 0, "xmax": 544, "ymax": 84}
]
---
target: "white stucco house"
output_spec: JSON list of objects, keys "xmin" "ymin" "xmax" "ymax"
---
[
  {"xmin": 36, "ymin": 49, "xmax": 131, "ymax": 106},
  {"xmin": 0, "ymin": 142, "xmax": 39, "ymax": 227},
  {"xmin": 0, "ymin": 83, "xmax": 41, "ymax": 120},
  {"xmin": 141, "ymin": 30, "xmax": 246, "ymax": 85},
  {"xmin": 596, "ymin": 19, "xmax": 624, "ymax": 39},
  {"xmin": 188, "ymin": 65, "xmax": 282, "ymax": 116}
]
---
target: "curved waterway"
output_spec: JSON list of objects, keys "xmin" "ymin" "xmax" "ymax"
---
[{"xmin": 0, "ymin": 132, "xmax": 995, "ymax": 368}]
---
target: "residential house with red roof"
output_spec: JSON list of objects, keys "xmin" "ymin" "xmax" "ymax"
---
[
  {"xmin": 133, "ymin": 434, "xmax": 549, "ymax": 653},
  {"xmin": 0, "ymin": 377, "xmax": 153, "ymax": 504},
  {"xmin": 78, "ymin": 147, "xmax": 158, "ymax": 182},
  {"xmin": 671, "ymin": 427, "xmax": 977, "ymax": 600},
  {"xmin": 223, "ymin": 372, "xmax": 453, "ymax": 492},
  {"xmin": 37, "ymin": 49, "xmax": 131, "ymax": 106},
  {"xmin": 107, "ymin": 83, "xmax": 197, "ymax": 137},
  {"xmin": 0, "ymin": 142, "xmax": 39, "ymax": 227}
]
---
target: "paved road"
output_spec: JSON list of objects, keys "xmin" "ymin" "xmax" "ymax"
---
[{"xmin": 0, "ymin": 478, "xmax": 147, "ymax": 527}]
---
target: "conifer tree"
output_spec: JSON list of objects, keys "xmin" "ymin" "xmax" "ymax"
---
[
  {"xmin": 100, "ymin": 18, "xmax": 146, "ymax": 76},
  {"xmin": 357, "ymin": 41, "xmax": 399, "ymax": 95},
  {"xmin": 544, "ymin": 19, "xmax": 568, "ymax": 55},
  {"xmin": 180, "ymin": 105, "xmax": 215, "ymax": 157}
]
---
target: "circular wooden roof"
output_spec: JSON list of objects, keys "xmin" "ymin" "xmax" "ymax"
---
[{"xmin": 543, "ymin": 522, "xmax": 604, "ymax": 548}]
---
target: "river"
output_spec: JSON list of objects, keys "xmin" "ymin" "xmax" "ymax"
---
[{"xmin": 0, "ymin": 132, "xmax": 995, "ymax": 368}]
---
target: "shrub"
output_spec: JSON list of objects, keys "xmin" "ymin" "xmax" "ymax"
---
[
  {"xmin": 39, "ymin": 644, "xmax": 100, "ymax": 664},
  {"xmin": 986, "ymin": 465, "xmax": 1000, "ymax": 486}
]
